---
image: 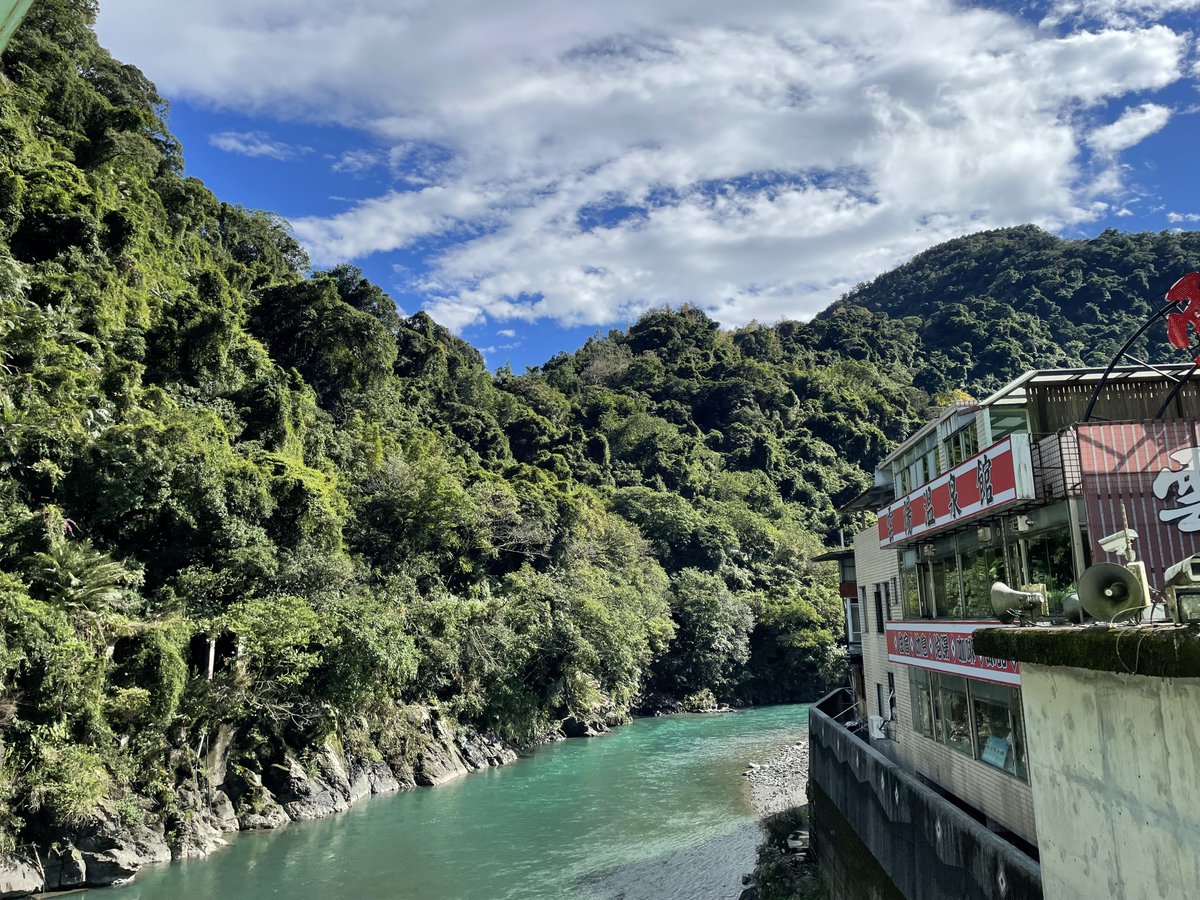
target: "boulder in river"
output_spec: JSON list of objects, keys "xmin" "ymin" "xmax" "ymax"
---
[
  {"xmin": 0, "ymin": 855, "xmax": 42, "ymax": 898},
  {"xmin": 43, "ymin": 799, "xmax": 172, "ymax": 887}
]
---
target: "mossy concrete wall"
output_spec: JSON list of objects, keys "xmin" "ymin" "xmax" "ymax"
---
[
  {"xmin": 808, "ymin": 692, "xmax": 1042, "ymax": 900},
  {"xmin": 974, "ymin": 625, "xmax": 1200, "ymax": 680},
  {"xmin": 1014, "ymin": 661, "xmax": 1200, "ymax": 900}
]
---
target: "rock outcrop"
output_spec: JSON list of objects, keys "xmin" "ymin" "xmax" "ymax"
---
[
  {"xmin": 0, "ymin": 856, "xmax": 42, "ymax": 898},
  {"xmin": 8, "ymin": 708, "xmax": 521, "ymax": 898},
  {"xmin": 39, "ymin": 799, "xmax": 172, "ymax": 890}
]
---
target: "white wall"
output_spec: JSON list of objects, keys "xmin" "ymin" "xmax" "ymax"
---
[
  {"xmin": 853, "ymin": 527, "xmax": 1037, "ymax": 844},
  {"xmin": 1020, "ymin": 663, "xmax": 1200, "ymax": 900}
]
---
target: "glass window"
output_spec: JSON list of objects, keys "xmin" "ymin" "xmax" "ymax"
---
[
  {"xmin": 847, "ymin": 600, "xmax": 861, "ymax": 642},
  {"xmin": 962, "ymin": 427, "xmax": 979, "ymax": 459},
  {"xmin": 902, "ymin": 553, "xmax": 921, "ymax": 618},
  {"xmin": 1025, "ymin": 525, "xmax": 1075, "ymax": 617},
  {"xmin": 971, "ymin": 680, "xmax": 1028, "ymax": 781},
  {"xmin": 909, "ymin": 668, "xmax": 934, "ymax": 737},
  {"xmin": 989, "ymin": 406, "xmax": 1028, "ymax": 441},
  {"xmin": 938, "ymin": 674, "xmax": 973, "ymax": 756},
  {"xmin": 930, "ymin": 672, "xmax": 945, "ymax": 741},
  {"xmin": 959, "ymin": 532, "xmax": 1004, "ymax": 618},
  {"xmin": 947, "ymin": 425, "xmax": 979, "ymax": 466},
  {"xmin": 926, "ymin": 446, "xmax": 940, "ymax": 481},
  {"xmin": 840, "ymin": 558, "xmax": 856, "ymax": 582},
  {"xmin": 921, "ymin": 540, "xmax": 960, "ymax": 624}
]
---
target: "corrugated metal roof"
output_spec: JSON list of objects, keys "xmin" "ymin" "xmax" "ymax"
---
[{"xmin": 978, "ymin": 363, "xmax": 1198, "ymax": 409}]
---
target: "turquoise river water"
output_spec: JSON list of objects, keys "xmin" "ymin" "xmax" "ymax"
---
[{"xmin": 85, "ymin": 705, "xmax": 809, "ymax": 900}]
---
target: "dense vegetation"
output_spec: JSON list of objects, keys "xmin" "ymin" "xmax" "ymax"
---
[
  {"xmin": 1, "ymin": 0, "xmax": 1198, "ymax": 855},
  {"xmin": 831, "ymin": 225, "xmax": 1200, "ymax": 396}
]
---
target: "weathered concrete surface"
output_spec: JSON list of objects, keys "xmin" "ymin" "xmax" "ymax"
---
[
  {"xmin": 1018, "ymin": 662, "xmax": 1200, "ymax": 900},
  {"xmin": 808, "ymin": 690, "xmax": 1041, "ymax": 900},
  {"xmin": 975, "ymin": 624, "xmax": 1200, "ymax": 680}
]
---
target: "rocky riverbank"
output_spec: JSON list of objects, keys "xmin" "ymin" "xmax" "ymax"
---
[
  {"xmin": 740, "ymin": 738, "xmax": 826, "ymax": 900},
  {"xmin": 745, "ymin": 738, "xmax": 810, "ymax": 817},
  {"xmin": 0, "ymin": 707, "xmax": 521, "ymax": 897}
]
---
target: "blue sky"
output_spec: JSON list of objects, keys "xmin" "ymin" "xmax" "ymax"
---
[{"xmin": 94, "ymin": 0, "xmax": 1200, "ymax": 372}]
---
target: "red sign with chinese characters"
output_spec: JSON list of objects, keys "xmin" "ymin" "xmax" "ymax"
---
[
  {"xmin": 885, "ymin": 622, "xmax": 1021, "ymax": 685},
  {"xmin": 1165, "ymin": 273, "xmax": 1200, "ymax": 366},
  {"xmin": 876, "ymin": 435, "xmax": 1035, "ymax": 549}
]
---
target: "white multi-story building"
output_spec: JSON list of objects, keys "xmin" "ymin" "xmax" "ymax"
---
[{"xmin": 839, "ymin": 363, "xmax": 1200, "ymax": 851}]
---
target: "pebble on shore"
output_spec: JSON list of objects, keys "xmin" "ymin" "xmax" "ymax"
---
[{"xmin": 744, "ymin": 740, "xmax": 810, "ymax": 817}]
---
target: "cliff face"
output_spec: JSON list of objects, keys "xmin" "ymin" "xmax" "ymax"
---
[{"xmin": 30, "ymin": 710, "xmax": 519, "ymax": 892}]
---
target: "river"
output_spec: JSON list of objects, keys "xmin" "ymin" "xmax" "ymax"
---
[{"xmin": 85, "ymin": 705, "xmax": 809, "ymax": 900}]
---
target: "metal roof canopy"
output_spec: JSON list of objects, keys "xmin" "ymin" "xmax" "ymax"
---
[
  {"xmin": 813, "ymin": 548, "xmax": 855, "ymax": 562},
  {"xmin": 839, "ymin": 483, "xmax": 893, "ymax": 514},
  {"xmin": 873, "ymin": 363, "xmax": 1195, "ymax": 477},
  {"xmin": 878, "ymin": 362, "xmax": 1195, "ymax": 468},
  {"xmin": 976, "ymin": 363, "xmax": 1198, "ymax": 410},
  {"xmin": 0, "ymin": 0, "xmax": 34, "ymax": 54}
]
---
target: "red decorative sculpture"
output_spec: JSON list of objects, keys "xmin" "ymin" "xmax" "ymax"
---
[{"xmin": 1165, "ymin": 272, "xmax": 1200, "ymax": 365}]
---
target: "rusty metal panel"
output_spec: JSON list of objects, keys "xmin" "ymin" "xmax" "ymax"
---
[{"xmin": 1077, "ymin": 420, "xmax": 1200, "ymax": 592}]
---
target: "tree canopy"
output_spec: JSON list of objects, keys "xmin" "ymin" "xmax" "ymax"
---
[{"xmin": 0, "ymin": 0, "xmax": 1197, "ymax": 847}]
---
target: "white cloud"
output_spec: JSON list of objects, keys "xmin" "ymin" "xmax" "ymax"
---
[
  {"xmin": 1088, "ymin": 102, "xmax": 1172, "ymax": 154},
  {"xmin": 209, "ymin": 130, "xmax": 304, "ymax": 160},
  {"xmin": 331, "ymin": 149, "xmax": 384, "ymax": 174},
  {"xmin": 1168, "ymin": 211, "xmax": 1200, "ymax": 222},
  {"xmin": 497, "ymin": 329, "xmax": 517, "ymax": 338},
  {"xmin": 97, "ymin": 1, "xmax": 1194, "ymax": 331},
  {"xmin": 478, "ymin": 342, "xmax": 522, "ymax": 355},
  {"xmin": 1044, "ymin": 0, "xmax": 1200, "ymax": 27}
]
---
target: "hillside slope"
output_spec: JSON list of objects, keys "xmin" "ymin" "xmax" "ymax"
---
[
  {"xmin": 829, "ymin": 225, "xmax": 1200, "ymax": 395},
  {"xmin": 1, "ymin": 0, "xmax": 1199, "ymax": 884}
]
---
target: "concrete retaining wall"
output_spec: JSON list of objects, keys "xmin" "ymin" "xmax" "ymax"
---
[
  {"xmin": 1018, "ymin": 662, "xmax": 1200, "ymax": 900},
  {"xmin": 809, "ymin": 690, "xmax": 1041, "ymax": 900}
]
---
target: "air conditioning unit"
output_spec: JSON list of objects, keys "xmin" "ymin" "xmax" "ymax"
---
[{"xmin": 869, "ymin": 715, "xmax": 886, "ymax": 741}]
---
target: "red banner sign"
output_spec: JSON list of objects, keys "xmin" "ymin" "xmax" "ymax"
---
[
  {"xmin": 885, "ymin": 622, "xmax": 1021, "ymax": 685},
  {"xmin": 876, "ymin": 434, "xmax": 1035, "ymax": 549}
]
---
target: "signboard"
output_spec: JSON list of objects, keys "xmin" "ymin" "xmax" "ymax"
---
[
  {"xmin": 876, "ymin": 434, "xmax": 1035, "ymax": 549},
  {"xmin": 981, "ymin": 736, "xmax": 1011, "ymax": 769},
  {"xmin": 1078, "ymin": 420, "xmax": 1200, "ymax": 593},
  {"xmin": 885, "ymin": 622, "xmax": 1021, "ymax": 686}
]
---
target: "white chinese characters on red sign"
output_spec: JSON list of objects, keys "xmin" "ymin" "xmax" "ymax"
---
[
  {"xmin": 1153, "ymin": 446, "xmax": 1200, "ymax": 533},
  {"xmin": 885, "ymin": 623, "xmax": 1020, "ymax": 686},
  {"xmin": 876, "ymin": 435, "xmax": 1034, "ymax": 549}
]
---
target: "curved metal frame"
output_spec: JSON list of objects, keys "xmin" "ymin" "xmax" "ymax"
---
[
  {"xmin": 1081, "ymin": 289, "xmax": 1196, "ymax": 423},
  {"xmin": 1154, "ymin": 361, "xmax": 1200, "ymax": 419}
]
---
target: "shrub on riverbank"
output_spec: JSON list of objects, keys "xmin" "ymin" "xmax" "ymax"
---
[{"xmin": 750, "ymin": 807, "xmax": 828, "ymax": 900}]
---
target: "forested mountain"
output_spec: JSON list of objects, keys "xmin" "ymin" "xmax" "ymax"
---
[
  {"xmin": 0, "ymin": 0, "xmax": 1197, "ymax": 870},
  {"xmin": 831, "ymin": 225, "xmax": 1200, "ymax": 396}
]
